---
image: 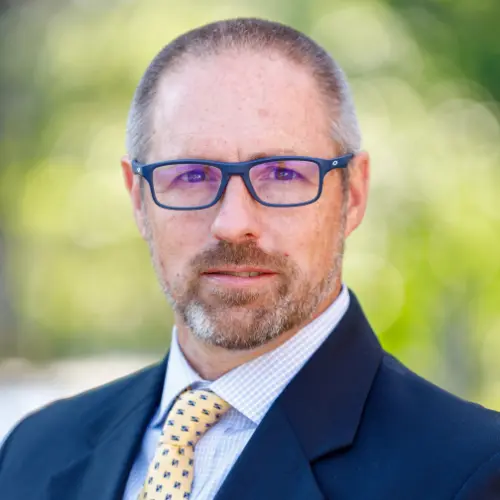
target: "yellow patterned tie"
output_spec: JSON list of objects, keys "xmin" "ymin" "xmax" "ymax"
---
[{"xmin": 138, "ymin": 388, "xmax": 231, "ymax": 500}]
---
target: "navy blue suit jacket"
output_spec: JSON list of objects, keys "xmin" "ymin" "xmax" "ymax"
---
[{"xmin": 1, "ymin": 293, "xmax": 500, "ymax": 499}]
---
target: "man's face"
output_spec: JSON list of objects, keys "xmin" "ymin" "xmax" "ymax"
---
[{"xmin": 123, "ymin": 50, "xmax": 369, "ymax": 350}]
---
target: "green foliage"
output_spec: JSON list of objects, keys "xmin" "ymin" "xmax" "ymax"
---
[{"xmin": 0, "ymin": 0, "xmax": 499, "ymax": 408}]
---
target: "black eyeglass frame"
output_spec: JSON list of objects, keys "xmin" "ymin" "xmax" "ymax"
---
[{"xmin": 131, "ymin": 153, "xmax": 354, "ymax": 210}]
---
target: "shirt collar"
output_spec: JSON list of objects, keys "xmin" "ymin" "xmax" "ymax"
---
[{"xmin": 152, "ymin": 284, "xmax": 349, "ymax": 428}]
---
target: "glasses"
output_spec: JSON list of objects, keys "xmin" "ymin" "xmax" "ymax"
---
[{"xmin": 132, "ymin": 153, "xmax": 354, "ymax": 210}]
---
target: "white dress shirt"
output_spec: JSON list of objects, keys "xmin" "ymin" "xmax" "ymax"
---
[{"xmin": 124, "ymin": 285, "xmax": 349, "ymax": 499}]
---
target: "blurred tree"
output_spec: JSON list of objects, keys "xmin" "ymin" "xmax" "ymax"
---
[
  {"xmin": 0, "ymin": 0, "xmax": 499, "ymax": 408},
  {"xmin": 387, "ymin": 0, "xmax": 500, "ymax": 103}
]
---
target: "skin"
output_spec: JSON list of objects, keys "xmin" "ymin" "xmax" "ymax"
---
[{"xmin": 121, "ymin": 50, "xmax": 370, "ymax": 380}]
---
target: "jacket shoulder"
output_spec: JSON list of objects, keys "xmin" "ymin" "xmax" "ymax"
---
[
  {"xmin": 371, "ymin": 353, "xmax": 500, "ymax": 444},
  {"xmin": 365, "ymin": 353, "xmax": 500, "ymax": 495},
  {"xmin": 0, "ymin": 360, "xmax": 163, "ymax": 462}
]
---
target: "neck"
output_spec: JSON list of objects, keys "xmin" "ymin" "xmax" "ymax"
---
[{"xmin": 174, "ymin": 283, "xmax": 342, "ymax": 380}]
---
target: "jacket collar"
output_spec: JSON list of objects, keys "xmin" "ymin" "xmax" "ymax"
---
[{"xmin": 280, "ymin": 290, "xmax": 382, "ymax": 460}]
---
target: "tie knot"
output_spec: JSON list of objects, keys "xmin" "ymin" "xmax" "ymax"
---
[{"xmin": 160, "ymin": 388, "xmax": 231, "ymax": 447}]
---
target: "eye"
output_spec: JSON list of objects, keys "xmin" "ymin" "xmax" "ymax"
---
[
  {"xmin": 271, "ymin": 167, "xmax": 301, "ymax": 181},
  {"xmin": 255, "ymin": 161, "xmax": 305, "ymax": 182},
  {"xmin": 170, "ymin": 165, "xmax": 221, "ymax": 186},
  {"xmin": 178, "ymin": 168, "xmax": 208, "ymax": 183}
]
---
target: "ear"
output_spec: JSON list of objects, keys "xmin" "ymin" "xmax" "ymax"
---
[
  {"xmin": 120, "ymin": 154, "xmax": 148, "ymax": 240},
  {"xmin": 344, "ymin": 151, "xmax": 370, "ymax": 238}
]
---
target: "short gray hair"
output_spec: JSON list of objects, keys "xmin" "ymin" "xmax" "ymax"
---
[{"xmin": 126, "ymin": 18, "xmax": 361, "ymax": 187}]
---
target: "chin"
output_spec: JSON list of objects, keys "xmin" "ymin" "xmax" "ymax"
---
[{"xmin": 184, "ymin": 301, "xmax": 284, "ymax": 351}]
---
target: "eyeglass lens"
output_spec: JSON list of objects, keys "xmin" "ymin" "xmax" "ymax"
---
[{"xmin": 151, "ymin": 160, "xmax": 320, "ymax": 208}]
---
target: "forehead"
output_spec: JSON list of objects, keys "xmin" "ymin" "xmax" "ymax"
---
[{"xmin": 150, "ymin": 50, "xmax": 334, "ymax": 161}]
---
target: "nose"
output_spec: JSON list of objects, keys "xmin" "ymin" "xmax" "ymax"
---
[{"xmin": 210, "ymin": 176, "xmax": 262, "ymax": 244}]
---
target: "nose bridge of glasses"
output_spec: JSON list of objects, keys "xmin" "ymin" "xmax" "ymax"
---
[
  {"xmin": 221, "ymin": 161, "xmax": 252, "ymax": 176},
  {"xmin": 221, "ymin": 172, "xmax": 255, "ymax": 203},
  {"xmin": 216, "ymin": 161, "xmax": 255, "ymax": 198}
]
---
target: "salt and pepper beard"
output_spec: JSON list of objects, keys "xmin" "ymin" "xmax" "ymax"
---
[{"xmin": 145, "ymin": 205, "xmax": 347, "ymax": 351}]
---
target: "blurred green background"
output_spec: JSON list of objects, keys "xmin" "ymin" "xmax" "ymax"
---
[{"xmin": 0, "ymin": 0, "xmax": 499, "ymax": 409}]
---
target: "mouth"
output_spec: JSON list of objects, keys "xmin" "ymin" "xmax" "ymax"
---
[{"xmin": 201, "ymin": 268, "xmax": 277, "ymax": 287}]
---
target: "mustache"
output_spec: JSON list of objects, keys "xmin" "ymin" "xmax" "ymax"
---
[{"xmin": 190, "ymin": 241, "xmax": 290, "ymax": 273}]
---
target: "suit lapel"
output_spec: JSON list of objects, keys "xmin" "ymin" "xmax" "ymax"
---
[
  {"xmin": 216, "ymin": 291, "xmax": 383, "ymax": 500},
  {"xmin": 215, "ymin": 403, "xmax": 324, "ymax": 500},
  {"xmin": 47, "ymin": 356, "xmax": 168, "ymax": 500}
]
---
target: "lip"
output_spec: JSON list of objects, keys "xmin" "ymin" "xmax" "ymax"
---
[
  {"xmin": 201, "ymin": 268, "xmax": 278, "ymax": 288},
  {"xmin": 202, "ymin": 267, "xmax": 276, "ymax": 274}
]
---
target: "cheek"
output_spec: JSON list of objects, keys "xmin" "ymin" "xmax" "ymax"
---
[
  {"xmin": 268, "ymin": 208, "xmax": 333, "ymax": 268},
  {"xmin": 278, "ymin": 203, "xmax": 341, "ymax": 273},
  {"xmin": 149, "ymin": 210, "xmax": 209, "ymax": 273}
]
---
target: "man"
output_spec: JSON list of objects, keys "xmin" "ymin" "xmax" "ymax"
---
[{"xmin": 0, "ymin": 17, "xmax": 499, "ymax": 500}]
